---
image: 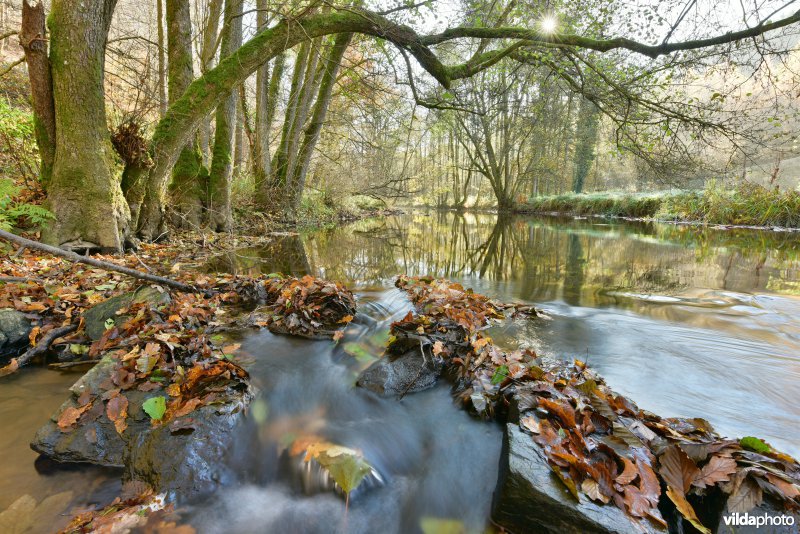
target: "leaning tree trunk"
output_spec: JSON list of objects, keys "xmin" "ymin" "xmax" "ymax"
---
[
  {"xmin": 20, "ymin": 1, "xmax": 55, "ymax": 188},
  {"xmin": 207, "ymin": 0, "xmax": 243, "ymax": 232},
  {"xmin": 44, "ymin": 0, "xmax": 128, "ymax": 252},
  {"xmin": 288, "ymin": 33, "xmax": 351, "ymax": 214},
  {"xmin": 165, "ymin": 0, "xmax": 207, "ymax": 229}
]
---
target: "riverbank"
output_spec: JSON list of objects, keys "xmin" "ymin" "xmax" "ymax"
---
[{"xmin": 517, "ymin": 184, "xmax": 800, "ymax": 229}]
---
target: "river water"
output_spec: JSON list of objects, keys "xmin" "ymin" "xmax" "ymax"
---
[{"xmin": 2, "ymin": 211, "xmax": 799, "ymax": 532}]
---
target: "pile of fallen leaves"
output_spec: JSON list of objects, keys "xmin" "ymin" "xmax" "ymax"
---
[
  {"xmin": 394, "ymin": 276, "xmax": 800, "ymax": 531},
  {"xmin": 60, "ymin": 483, "xmax": 191, "ymax": 534},
  {"xmin": 245, "ymin": 274, "xmax": 356, "ymax": 339},
  {"xmin": 55, "ymin": 288, "xmax": 251, "ymax": 435}
]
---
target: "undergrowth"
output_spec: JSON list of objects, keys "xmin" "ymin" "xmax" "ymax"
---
[{"xmin": 520, "ymin": 184, "xmax": 800, "ymax": 228}]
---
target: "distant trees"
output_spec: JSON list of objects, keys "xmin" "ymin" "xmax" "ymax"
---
[{"xmin": 9, "ymin": 0, "xmax": 800, "ymax": 250}]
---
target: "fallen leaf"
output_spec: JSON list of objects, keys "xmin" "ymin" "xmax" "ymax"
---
[
  {"xmin": 106, "ymin": 394, "xmax": 129, "ymax": 435},
  {"xmin": 693, "ymin": 455, "xmax": 737, "ymax": 489},
  {"xmin": 666, "ymin": 486, "xmax": 711, "ymax": 534},
  {"xmin": 727, "ymin": 476, "xmax": 763, "ymax": 514},
  {"xmin": 659, "ymin": 444, "xmax": 700, "ymax": 494},
  {"xmin": 57, "ymin": 403, "xmax": 92, "ymax": 432}
]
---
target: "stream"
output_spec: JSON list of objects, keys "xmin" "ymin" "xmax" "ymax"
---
[{"xmin": 2, "ymin": 211, "xmax": 799, "ymax": 532}]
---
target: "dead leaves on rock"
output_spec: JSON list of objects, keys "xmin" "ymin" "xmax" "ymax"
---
[
  {"xmin": 248, "ymin": 274, "xmax": 356, "ymax": 339},
  {"xmin": 394, "ymin": 275, "xmax": 800, "ymax": 531}
]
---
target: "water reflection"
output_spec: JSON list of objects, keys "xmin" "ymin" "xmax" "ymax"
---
[{"xmin": 208, "ymin": 212, "xmax": 800, "ymax": 456}]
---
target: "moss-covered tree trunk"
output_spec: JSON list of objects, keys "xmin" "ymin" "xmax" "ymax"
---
[
  {"xmin": 44, "ymin": 0, "xmax": 129, "ymax": 252},
  {"xmin": 20, "ymin": 0, "xmax": 55, "ymax": 188},
  {"xmin": 207, "ymin": 0, "xmax": 242, "ymax": 232},
  {"xmin": 166, "ymin": 0, "xmax": 207, "ymax": 230}
]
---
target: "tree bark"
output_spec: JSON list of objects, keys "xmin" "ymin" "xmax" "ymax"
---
[
  {"xmin": 165, "ymin": 0, "xmax": 207, "ymax": 229},
  {"xmin": 20, "ymin": 1, "xmax": 55, "ymax": 188},
  {"xmin": 572, "ymin": 98, "xmax": 601, "ymax": 193},
  {"xmin": 44, "ymin": 0, "xmax": 129, "ymax": 253},
  {"xmin": 207, "ymin": 0, "xmax": 243, "ymax": 232},
  {"xmin": 156, "ymin": 0, "xmax": 166, "ymax": 117},
  {"xmin": 289, "ymin": 33, "xmax": 352, "ymax": 213}
]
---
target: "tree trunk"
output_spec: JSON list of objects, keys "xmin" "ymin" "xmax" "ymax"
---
[
  {"xmin": 254, "ymin": 52, "xmax": 285, "ymax": 206},
  {"xmin": 44, "ymin": 0, "xmax": 128, "ymax": 252},
  {"xmin": 207, "ymin": 0, "xmax": 243, "ymax": 232},
  {"xmin": 165, "ymin": 0, "xmax": 206, "ymax": 230},
  {"xmin": 197, "ymin": 0, "xmax": 223, "ymax": 167},
  {"xmin": 156, "ymin": 0, "xmax": 166, "ymax": 117},
  {"xmin": 571, "ymin": 97, "xmax": 600, "ymax": 194},
  {"xmin": 289, "ymin": 33, "xmax": 351, "ymax": 214},
  {"xmin": 20, "ymin": 1, "xmax": 55, "ymax": 188}
]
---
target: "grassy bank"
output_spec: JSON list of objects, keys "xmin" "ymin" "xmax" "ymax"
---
[{"xmin": 518, "ymin": 184, "xmax": 800, "ymax": 228}]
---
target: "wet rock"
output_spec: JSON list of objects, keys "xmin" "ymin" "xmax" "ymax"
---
[
  {"xmin": 83, "ymin": 286, "xmax": 171, "ymax": 340},
  {"xmin": 124, "ymin": 388, "xmax": 253, "ymax": 499},
  {"xmin": 0, "ymin": 308, "xmax": 33, "ymax": 357},
  {"xmin": 356, "ymin": 349, "xmax": 442, "ymax": 396},
  {"xmin": 492, "ymin": 423, "xmax": 662, "ymax": 534},
  {"xmin": 31, "ymin": 357, "xmax": 129, "ymax": 466},
  {"xmin": 31, "ymin": 356, "xmax": 254, "ymax": 499}
]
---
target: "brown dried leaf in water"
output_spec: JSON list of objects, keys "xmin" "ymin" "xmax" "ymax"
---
[
  {"xmin": 666, "ymin": 486, "xmax": 711, "ymax": 534},
  {"xmin": 766, "ymin": 473, "xmax": 800, "ymax": 500},
  {"xmin": 693, "ymin": 455, "xmax": 738, "ymax": 489}
]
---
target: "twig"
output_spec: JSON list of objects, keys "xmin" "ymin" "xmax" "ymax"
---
[
  {"xmin": 0, "ymin": 324, "xmax": 79, "ymax": 377},
  {"xmin": 48, "ymin": 359, "xmax": 100, "ymax": 370},
  {"xmin": 0, "ymin": 276, "xmax": 44, "ymax": 284},
  {"xmin": 0, "ymin": 57, "xmax": 25, "ymax": 78},
  {"xmin": 0, "ymin": 229, "xmax": 197, "ymax": 293}
]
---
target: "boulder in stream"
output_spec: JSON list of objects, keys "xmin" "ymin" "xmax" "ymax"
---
[
  {"xmin": 356, "ymin": 349, "xmax": 442, "ymax": 396},
  {"xmin": 31, "ymin": 355, "xmax": 254, "ymax": 499},
  {"xmin": 0, "ymin": 308, "xmax": 33, "ymax": 357},
  {"xmin": 492, "ymin": 422, "xmax": 663, "ymax": 534}
]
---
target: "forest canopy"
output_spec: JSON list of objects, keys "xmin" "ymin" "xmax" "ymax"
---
[{"xmin": 0, "ymin": 0, "xmax": 799, "ymax": 249}]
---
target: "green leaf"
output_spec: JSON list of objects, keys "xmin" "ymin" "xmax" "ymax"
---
[
  {"xmin": 70, "ymin": 344, "xmax": 89, "ymax": 355},
  {"xmin": 491, "ymin": 365, "xmax": 509, "ymax": 385},
  {"xmin": 142, "ymin": 396, "xmax": 166, "ymax": 421},
  {"xmin": 104, "ymin": 318, "xmax": 115, "ymax": 330},
  {"xmin": 420, "ymin": 517, "xmax": 466, "ymax": 534},
  {"xmin": 136, "ymin": 353, "xmax": 158, "ymax": 374},
  {"xmin": 316, "ymin": 448, "xmax": 373, "ymax": 494},
  {"xmin": 740, "ymin": 436, "xmax": 771, "ymax": 454}
]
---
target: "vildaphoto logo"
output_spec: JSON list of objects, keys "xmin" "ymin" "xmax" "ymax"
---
[{"xmin": 722, "ymin": 512, "xmax": 795, "ymax": 528}]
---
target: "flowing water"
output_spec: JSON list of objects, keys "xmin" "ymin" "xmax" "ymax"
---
[{"xmin": 2, "ymin": 211, "xmax": 800, "ymax": 532}]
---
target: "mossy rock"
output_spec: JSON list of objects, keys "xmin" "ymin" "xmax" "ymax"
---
[{"xmin": 83, "ymin": 286, "xmax": 171, "ymax": 340}]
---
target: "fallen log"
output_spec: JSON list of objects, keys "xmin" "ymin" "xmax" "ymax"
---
[
  {"xmin": 0, "ymin": 323, "xmax": 77, "ymax": 377},
  {"xmin": 0, "ymin": 229, "xmax": 196, "ymax": 293}
]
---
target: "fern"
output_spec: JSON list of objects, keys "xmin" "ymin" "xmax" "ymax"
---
[{"xmin": 0, "ymin": 178, "xmax": 53, "ymax": 230}]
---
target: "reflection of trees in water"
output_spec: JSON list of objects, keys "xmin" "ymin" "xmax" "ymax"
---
[
  {"xmin": 209, "ymin": 212, "xmax": 800, "ymax": 298},
  {"xmin": 563, "ymin": 234, "xmax": 585, "ymax": 306},
  {"xmin": 205, "ymin": 236, "xmax": 311, "ymax": 276}
]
